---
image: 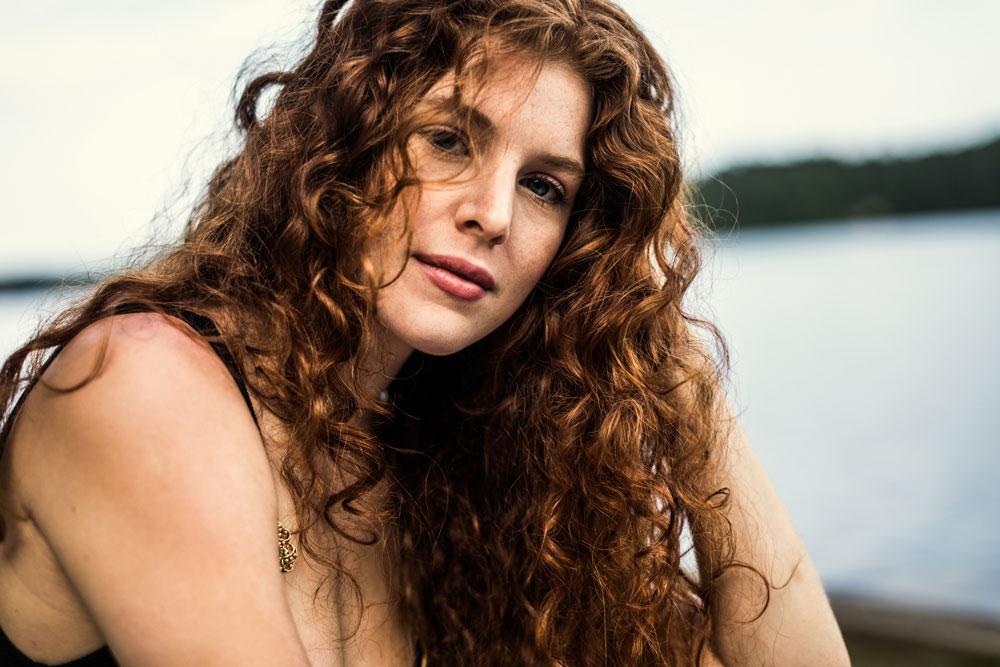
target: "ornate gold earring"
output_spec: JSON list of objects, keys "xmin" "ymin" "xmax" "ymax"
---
[{"xmin": 277, "ymin": 521, "xmax": 298, "ymax": 573}]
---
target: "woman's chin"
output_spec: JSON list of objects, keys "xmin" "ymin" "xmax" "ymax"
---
[
  {"xmin": 406, "ymin": 333, "xmax": 479, "ymax": 357},
  {"xmin": 377, "ymin": 301, "xmax": 498, "ymax": 358}
]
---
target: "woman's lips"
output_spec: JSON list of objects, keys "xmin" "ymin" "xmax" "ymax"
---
[{"xmin": 414, "ymin": 254, "xmax": 494, "ymax": 301}]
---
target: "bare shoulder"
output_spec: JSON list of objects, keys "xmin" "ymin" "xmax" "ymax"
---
[
  {"xmin": 11, "ymin": 311, "xmax": 269, "ymax": 515},
  {"xmin": 33, "ymin": 309, "xmax": 247, "ymax": 410},
  {"xmin": 5, "ymin": 312, "xmax": 310, "ymax": 664}
]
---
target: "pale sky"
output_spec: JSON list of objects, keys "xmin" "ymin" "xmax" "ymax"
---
[{"xmin": 2, "ymin": 0, "xmax": 999, "ymax": 275}]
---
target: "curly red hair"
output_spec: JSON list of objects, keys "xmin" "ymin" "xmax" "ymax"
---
[{"xmin": 1, "ymin": 0, "xmax": 763, "ymax": 664}]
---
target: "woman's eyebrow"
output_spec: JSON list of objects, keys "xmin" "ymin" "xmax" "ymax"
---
[
  {"xmin": 423, "ymin": 95, "xmax": 586, "ymax": 177},
  {"xmin": 537, "ymin": 153, "xmax": 586, "ymax": 179},
  {"xmin": 424, "ymin": 96, "xmax": 496, "ymax": 138}
]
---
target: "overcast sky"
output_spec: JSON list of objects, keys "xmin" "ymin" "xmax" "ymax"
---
[{"xmin": 2, "ymin": 0, "xmax": 999, "ymax": 274}]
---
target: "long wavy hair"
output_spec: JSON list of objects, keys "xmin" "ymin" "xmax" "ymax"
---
[{"xmin": 0, "ymin": 0, "xmax": 765, "ymax": 664}]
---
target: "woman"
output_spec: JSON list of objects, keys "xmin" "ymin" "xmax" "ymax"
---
[{"xmin": 0, "ymin": 0, "xmax": 848, "ymax": 664}]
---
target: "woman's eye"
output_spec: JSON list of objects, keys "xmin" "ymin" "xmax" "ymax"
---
[
  {"xmin": 424, "ymin": 129, "xmax": 468, "ymax": 156},
  {"xmin": 521, "ymin": 176, "xmax": 567, "ymax": 206}
]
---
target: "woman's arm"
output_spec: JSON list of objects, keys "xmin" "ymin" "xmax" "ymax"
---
[
  {"xmin": 7, "ymin": 313, "xmax": 312, "ymax": 666},
  {"xmin": 697, "ymin": 399, "xmax": 850, "ymax": 666}
]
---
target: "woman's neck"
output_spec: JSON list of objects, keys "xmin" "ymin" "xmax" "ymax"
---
[{"xmin": 359, "ymin": 325, "xmax": 414, "ymax": 401}]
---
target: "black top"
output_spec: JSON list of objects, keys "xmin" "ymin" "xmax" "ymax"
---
[{"xmin": 0, "ymin": 630, "xmax": 116, "ymax": 667}]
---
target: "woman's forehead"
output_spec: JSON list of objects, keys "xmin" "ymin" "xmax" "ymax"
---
[{"xmin": 420, "ymin": 58, "xmax": 588, "ymax": 121}]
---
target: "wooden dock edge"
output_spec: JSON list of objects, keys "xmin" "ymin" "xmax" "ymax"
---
[{"xmin": 829, "ymin": 593, "xmax": 1000, "ymax": 658}]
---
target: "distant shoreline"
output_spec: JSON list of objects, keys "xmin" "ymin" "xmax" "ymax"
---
[
  {"xmin": 696, "ymin": 135, "xmax": 1000, "ymax": 229},
  {"xmin": 0, "ymin": 274, "xmax": 97, "ymax": 293}
]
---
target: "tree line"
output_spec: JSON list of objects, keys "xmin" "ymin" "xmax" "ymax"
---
[{"xmin": 694, "ymin": 135, "xmax": 1000, "ymax": 229}]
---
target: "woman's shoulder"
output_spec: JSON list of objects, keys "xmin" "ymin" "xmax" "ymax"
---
[
  {"xmin": 8, "ymin": 310, "xmax": 271, "ymax": 515},
  {"xmin": 0, "ymin": 311, "xmax": 311, "ymax": 663},
  {"xmin": 38, "ymin": 309, "xmax": 246, "ymax": 405}
]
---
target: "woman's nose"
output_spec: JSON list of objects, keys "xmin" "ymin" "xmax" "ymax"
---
[{"xmin": 454, "ymin": 166, "xmax": 514, "ymax": 245}]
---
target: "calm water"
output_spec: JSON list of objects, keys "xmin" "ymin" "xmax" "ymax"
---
[
  {"xmin": 2, "ymin": 208, "xmax": 999, "ymax": 619},
  {"xmin": 700, "ymin": 208, "xmax": 1000, "ymax": 620}
]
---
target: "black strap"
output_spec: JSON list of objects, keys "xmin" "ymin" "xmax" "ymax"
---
[{"xmin": 177, "ymin": 309, "xmax": 259, "ymax": 428}]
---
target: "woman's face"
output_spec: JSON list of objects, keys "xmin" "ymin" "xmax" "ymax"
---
[{"xmin": 375, "ymin": 58, "xmax": 591, "ymax": 358}]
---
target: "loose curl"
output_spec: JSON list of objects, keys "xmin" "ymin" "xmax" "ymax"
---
[{"xmin": 0, "ymin": 0, "xmax": 765, "ymax": 664}]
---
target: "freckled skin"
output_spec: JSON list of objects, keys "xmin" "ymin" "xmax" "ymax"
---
[{"xmin": 375, "ymin": 60, "xmax": 591, "ymax": 359}]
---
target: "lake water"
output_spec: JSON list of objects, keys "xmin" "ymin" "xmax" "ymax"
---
[
  {"xmin": 2, "ymin": 208, "xmax": 999, "ymax": 620},
  {"xmin": 700, "ymin": 208, "xmax": 1000, "ymax": 620}
]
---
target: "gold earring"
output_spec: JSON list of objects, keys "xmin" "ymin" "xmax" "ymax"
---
[{"xmin": 277, "ymin": 521, "xmax": 298, "ymax": 573}]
